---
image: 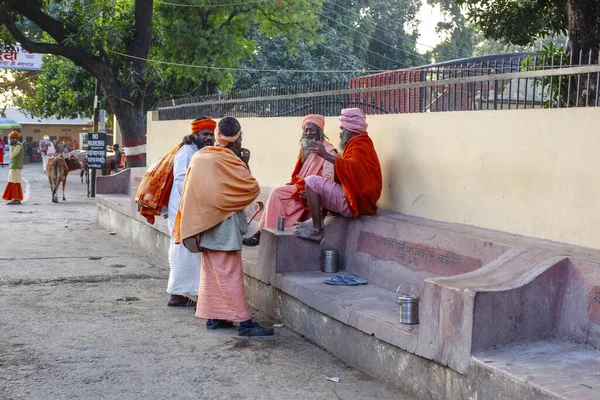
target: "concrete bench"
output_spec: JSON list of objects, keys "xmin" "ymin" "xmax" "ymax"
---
[
  {"xmin": 251, "ymin": 210, "xmax": 600, "ymax": 398},
  {"xmin": 95, "ymin": 167, "xmax": 600, "ymax": 399}
]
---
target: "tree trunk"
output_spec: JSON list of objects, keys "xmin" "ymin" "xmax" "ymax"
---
[
  {"xmin": 107, "ymin": 94, "xmax": 147, "ymax": 168},
  {"xmin": 566, "ymin": 0, "xmax": 600, "ymax": 57}
]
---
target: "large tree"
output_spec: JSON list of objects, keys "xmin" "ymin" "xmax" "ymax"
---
[
  {"xmin": 454, "ymin": 0, "xmax": 600, "ymax": 57},
  {"xmin": 0, "ymin": 0, "xmax": 155, "ymax": 166},
  {"xmin": 0, "ymin": 0, "xmax": 321, "ymax": 166}
]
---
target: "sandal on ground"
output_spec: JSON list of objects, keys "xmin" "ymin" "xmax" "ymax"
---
[
  {"xmin": 206, "ymin": 319, "xmax": 234, "ymax": 330},
  {"xmin": 324, "ymin": 273, "xmax": 368, "ymax": 286},
  {"xmin": 167, "ymin": 297, "xmax": 197, "ymax": 307},
  {"xmin": 343, "ymin": 273, "xmax": 368, "ymax": 285},
  {"xmin": 324, "ymin": 275, "xmax": 359, "ymax": 286}
]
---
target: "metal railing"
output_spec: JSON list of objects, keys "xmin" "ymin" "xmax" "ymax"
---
[{"xmin": 157, "ymin": 52, "xmax": 600, "ymax": 121}]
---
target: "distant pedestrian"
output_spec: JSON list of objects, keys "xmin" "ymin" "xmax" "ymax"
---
[
  {"xmin": 2, "ymin": 131, "xmax": 24, "ymax": 205},
  {"xmin": 0, "ymin": 136, "xmax": 5, "ymax": 168},
  {"xmin": 39, "ymin": 135, "xmax": 55, "ymax": 172},
  {"xmin": 111, "ymin": 144, "xmax": 123, "ymax": 171}
]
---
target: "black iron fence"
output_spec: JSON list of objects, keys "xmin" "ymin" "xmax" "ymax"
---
[{"xmin": 157, "ymin": 51, "xmax": 600, "ymax": 121}]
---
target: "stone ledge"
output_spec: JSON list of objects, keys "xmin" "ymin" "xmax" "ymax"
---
[
  {"xmin": 473, "ymin": 339, "xmax": 600, "ymax": 400},
  {"xmin": 273, "ymin": 271, "xmax": 418, "ymax": 352}
]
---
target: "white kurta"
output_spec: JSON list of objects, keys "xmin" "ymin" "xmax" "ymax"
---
[{"xmin": 167, "ymin": 143, "xmax": 201, "ymax": 296}]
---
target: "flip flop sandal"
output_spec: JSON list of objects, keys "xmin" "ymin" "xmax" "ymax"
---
[
  {"xmin": 324, "ymin": 275, "xmax": 359, "ymax": 286},
  {"xmin": 167, "ymin": 297, "xmax": 197, "ymax": 307},
  {"xmin": 343, "ymin": 273, "xmax": 368, "ymax": 285}
]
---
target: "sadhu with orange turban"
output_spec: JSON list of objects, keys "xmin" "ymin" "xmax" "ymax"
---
[
  {"xmin": 2, "ymin": 131, "xmax": 24, "ymax": 205},
  {"xmin": 242, "ymin": 114, "xmax": 339, "ymax": 247},
  {"xmin": 134, "ymin": 116, "xmax": 217, "ymax": 308}
]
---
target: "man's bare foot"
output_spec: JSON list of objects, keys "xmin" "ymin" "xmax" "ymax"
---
[
  {"xmin": 294, "ymin": 225, "xmax": 323, "ymax": 242},
  {"xmin": 296, "ymin": 218, "xmax": 313, "ymax": 229}
]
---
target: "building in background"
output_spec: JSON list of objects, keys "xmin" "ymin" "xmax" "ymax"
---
[{"xmin": 2, "ymin": 108, "xmax": 94, "ymax": 145}]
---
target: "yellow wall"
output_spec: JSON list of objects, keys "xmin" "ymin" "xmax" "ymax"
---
[
  {"xmin": 147, "ymin": 108, "xmax": 600, "ymax": 250},
  {"xmin": 2, "ymin": 124, "xmax": 90, "ymax": 143}
]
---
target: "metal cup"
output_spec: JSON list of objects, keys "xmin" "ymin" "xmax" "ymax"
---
[
  {"xmin": 277, "ymin": 216, "xmax": 286, "ymax": 231},
  {"xmin": 321, "ymin": 249, "xmax": 340, "ymax": 273}
]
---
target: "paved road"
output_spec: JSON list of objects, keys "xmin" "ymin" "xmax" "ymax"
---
[{"xmin": 0, "ymin": 164, "xmax": 408, "ymax": 400}]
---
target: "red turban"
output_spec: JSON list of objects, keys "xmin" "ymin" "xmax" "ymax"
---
[
  {"xmin": 191, "ymin": 119, "xmax": 216, "ymax": 133},
  {"xmin": 302, "ymin": 114, "xmax": 325, "ymax": 130},
  {"xmin": 9, "ymin": 131, "xmax": 19, "ymax": 139}
]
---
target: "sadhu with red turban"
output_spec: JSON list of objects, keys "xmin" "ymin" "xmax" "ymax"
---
[
  {"xmin": 243, "ymin": 114, "xmax": 339, "ymax": 247},
  {"xmin": 294, "ymin": 108, "xmax": 382, "ymax": 241},
  {"xmin": 2, "ymin": 131, "xmax": 24, "ymax": 205}
]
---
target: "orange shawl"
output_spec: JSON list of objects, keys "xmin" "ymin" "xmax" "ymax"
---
[
  {"xmin": 173, "ymin": 146, "xmax": 260, "ymax": 243},
  {"xmin": 135, "ymin": 143, "xmax": 183, "ymax": 224},
  {"xmin": 334, "ymin": 133, "xmax": 382, "ymax": 218}
]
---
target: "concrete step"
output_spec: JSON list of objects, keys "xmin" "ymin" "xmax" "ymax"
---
[
  {"xmin": 473, "ymin": 339, "xmax": 600, "ymax": 400},
  {"xmin": 274, "ymin": 271, "xmax": 418, "ymax": 351}
]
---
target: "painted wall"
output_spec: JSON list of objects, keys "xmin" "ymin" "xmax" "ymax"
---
[
  {"xmin": 147, "ymin": 108, "xmax": 600, "ymax": 250},
  {"xmin": 2, "ymin": 124, "xmax": 90, "ymax": 143}
]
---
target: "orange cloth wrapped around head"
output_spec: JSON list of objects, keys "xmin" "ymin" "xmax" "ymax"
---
[
  {"xmin": 302, "ymin": 114, "xmax": 325, "ymax": 130},
  {"xmin": 215, "ymin": 131, "xmax": 240, "ymax": 148},
  {"xmin": 9, "ymin": 131, "xmax": 19, "ymax": 139},
  {"xmin": 191, "ymin": 119, "xmax": 217, "ymax": 133}
]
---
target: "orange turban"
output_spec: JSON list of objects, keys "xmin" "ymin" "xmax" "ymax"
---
[
  {"xmin": 9, "ymin": 131, "xmax": 19, "ymax": 139},
  {"xmin": 215, "ymin": 131, "xmax": 240, "ymax": 148},
  {"xmin": 191, "ymin": 118, "xmax": 216, "ymax": 133},
  {"xmin": 302, "ymin": 114, "xmax": 325, "ymax": 130}
]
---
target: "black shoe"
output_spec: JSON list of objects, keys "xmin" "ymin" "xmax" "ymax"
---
[
  {"xmin": 167, "ymin": 296, "xmax": 197, "ymax": 307},
  {"xmin": 206, "ymin": 319, "xmax": 234, "ymax": 330},
  {"xmin": 238, "ymin": 322, "xmax": 274, "ymax": 337},
  {"xmin": 242, "ymin": 231, "xmax": 261, "ymax": 247}
]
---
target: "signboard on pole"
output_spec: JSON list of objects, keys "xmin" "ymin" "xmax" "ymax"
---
[
  {"xmin": 87, "ymin": 132, "xmax": 106, "ymax": 169},
  {"xmin": 0, "ymin": 48, "xmax": 43, "ymax": 71}
]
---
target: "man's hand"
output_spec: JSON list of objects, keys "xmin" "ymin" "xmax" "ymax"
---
[
  {"xmin": 307, "ymin": 141, "xmax": 329, "ymax": 159},
  {"xmin": 307, "ymin": 141, "xmax": 337, "ymax": 165},
  {"xmin": 240, "ymin": 148, "xmax": 251, "ymax": 165}
]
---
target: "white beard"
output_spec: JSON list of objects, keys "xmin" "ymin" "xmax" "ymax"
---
[{"xmin": 301, "ymin": 138, "xmax": 316, "ymax": 162}]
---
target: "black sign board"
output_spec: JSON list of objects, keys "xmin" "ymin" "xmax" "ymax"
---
[{"xmin": 87, "ymin": 132, "xmax": 106, "ymax": 169}]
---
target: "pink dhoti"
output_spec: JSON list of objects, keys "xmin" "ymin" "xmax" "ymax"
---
[
  {"xmin": 304, "ymin": 175, "xmax": 353, "ymax": 217},
  {"xmin": 195, "ymin": 249, "xmax": 251, "ymax": 322},
  {"xmin": 258, "ymin": 185, "xmax": 307, "ymax": 230}
]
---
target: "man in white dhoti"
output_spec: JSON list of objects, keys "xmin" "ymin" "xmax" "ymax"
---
[{"xmin": 167, "ymin": 117, "xmax": 216, "ymax": 307}]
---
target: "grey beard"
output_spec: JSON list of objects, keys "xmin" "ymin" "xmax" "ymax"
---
[
  {"xmin": 301, "ymin": 138, "xmax": 316, "ymax": 162},
  {"xmin": 340, "ymin": 135, "xmax": 349, "ymax": 150}
]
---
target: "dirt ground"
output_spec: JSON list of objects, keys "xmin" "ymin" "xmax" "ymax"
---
[{"xmin": 0, "ymin": 163, "xmax": 410, "ymax": 400}]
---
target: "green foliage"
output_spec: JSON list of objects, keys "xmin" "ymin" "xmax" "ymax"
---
[
  {"xmin": 2, "ymin": 0, "xmax": 324, "ymax": 117},
  {"xmin": 455, "ymin": 0, "xmax": 567, "ymax": 46},
  {"xmin": 235, "ymin": 0, "xmax": 427, "ymax": 89},
  {"xmin": 15, "ymin": 56, "xmax": 95, "ymax": 119},
  {"xmin": 522, "ymin": 43, "xmax": 569, "ymax": 108}
]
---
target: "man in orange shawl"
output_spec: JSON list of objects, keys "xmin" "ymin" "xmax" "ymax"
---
[
  {"xmin": 174, "ymin": 116, "xmax": 273, "ymax": 336},
  {"xmin": 295, "ymin": 108, "xmax": 382, "ymax": 241},
  {"xmin": 2, "ymin": 131, "xmax": 24, "ymax": 205},
  {"xmin": 243, "ymin": 114, "xmax": 337, "ymax": 247}
]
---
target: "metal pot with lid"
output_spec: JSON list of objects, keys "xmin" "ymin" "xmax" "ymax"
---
[{"xmin": 396, "ymin": 283, "xmax": 420, "ymax": 325}]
